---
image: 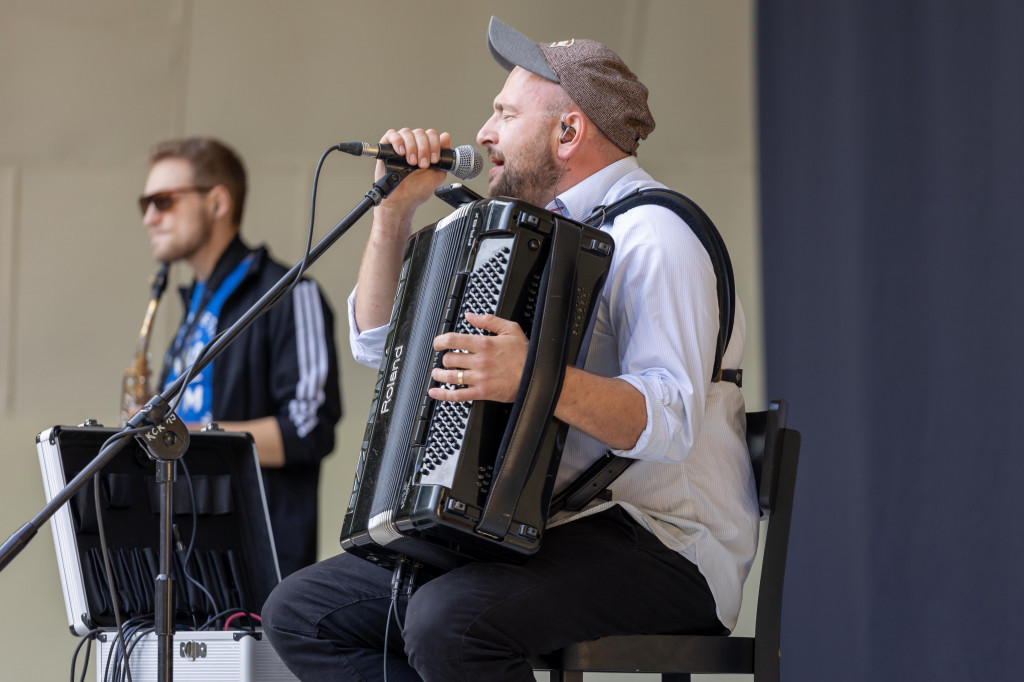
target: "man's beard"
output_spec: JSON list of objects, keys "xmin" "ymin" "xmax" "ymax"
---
[
  {"xmin": 154, "ymin": 210, "xmax": 215, "ymax": 264},
  {"xmin": 488, "ymin": 142, "xmax": 561, "ymax": 207}
]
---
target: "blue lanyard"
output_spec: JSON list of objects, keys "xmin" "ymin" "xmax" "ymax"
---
[{"xmin": 164, "ymin": 254, "xmax": 254, "ymax": 424}]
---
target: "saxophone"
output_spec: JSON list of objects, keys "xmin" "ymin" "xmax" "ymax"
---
[{"xmin": 120, "ymin": 262, "xmax": 170, "ymax": 425}]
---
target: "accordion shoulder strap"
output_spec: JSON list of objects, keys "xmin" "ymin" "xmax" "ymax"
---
[
  {"xmin": 475, "ymin": 219, "xmax": 583, "ymax": 540},
  {"xmin": 551, "ymin": 189, "xmax": 739, "ymax": 514},
  {"xmin": 584, "ymin": 188, "xmax": 736, "ymax": 382}
]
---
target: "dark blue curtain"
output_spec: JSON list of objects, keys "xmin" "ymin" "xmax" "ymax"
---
[{"xmin": 758, "ymin": 1, "xmax": 1024, "ymax": 680}]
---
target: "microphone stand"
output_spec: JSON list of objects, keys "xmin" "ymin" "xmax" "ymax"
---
[{"xmin": 0, "ymin": 163, "xmax": 416, "ymax": 682}]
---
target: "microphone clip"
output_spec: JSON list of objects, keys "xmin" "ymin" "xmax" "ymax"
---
[
  {"xmin": 130, "ymin": 394, "xmax": 191, "ymax": 461},
  {"xmin": 365, "ymin": 163, "xmax": 416, "ymax": 206}
]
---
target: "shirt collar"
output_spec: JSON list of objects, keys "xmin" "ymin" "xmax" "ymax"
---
[{"xmin": 546, "ymin": 156, "xmax": 641, "ymax": 221}]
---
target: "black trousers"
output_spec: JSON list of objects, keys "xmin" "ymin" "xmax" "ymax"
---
[{"xmin": 262, "ymin": 506, "xmax": 725, "ymax": 682}]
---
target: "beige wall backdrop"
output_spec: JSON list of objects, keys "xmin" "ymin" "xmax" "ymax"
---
[{"xmin": 0, "ymin": 1, "xmax": 761, "ymax": 680}]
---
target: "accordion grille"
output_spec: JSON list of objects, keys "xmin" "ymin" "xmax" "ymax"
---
[{"xmin": 421, "ymin": 245, "xmax": 511, "ymax": 474}]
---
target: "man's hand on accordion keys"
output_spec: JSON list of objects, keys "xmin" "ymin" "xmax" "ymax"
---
[{"xmin": 429, "ymin": 311, "xmax": 528, "ymax": 403}]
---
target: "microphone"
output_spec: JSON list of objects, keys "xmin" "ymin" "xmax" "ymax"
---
[{"xmin": 337, "ymin": 142, "xmax": 483, "ymax": 181}]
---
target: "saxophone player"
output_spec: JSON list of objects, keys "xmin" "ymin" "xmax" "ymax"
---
[{"xmin": 137, "ymin": 136, "xmax": 343, "ymax": 577}]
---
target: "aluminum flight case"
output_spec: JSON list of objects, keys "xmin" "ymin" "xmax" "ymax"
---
[
  {"xmin": 37, "ymin": 423, "xmax": 282, "ymax": 636},
  {"xmin": 93, "ymin": 629, "xmax": 298, "ymax": 682}
]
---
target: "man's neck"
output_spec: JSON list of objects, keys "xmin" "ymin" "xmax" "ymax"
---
[
  {"xmin": 551, "ymin": 148, "xmax": 630, "ymax": 200},
  {"xmin": 188, "ymin": 227, "xmax": 238, "ymax": 282}
]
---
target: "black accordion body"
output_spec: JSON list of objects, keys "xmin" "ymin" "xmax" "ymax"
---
[{"xmin": 340, "ymin": 198, "xmax": 614, "ymax": 572}]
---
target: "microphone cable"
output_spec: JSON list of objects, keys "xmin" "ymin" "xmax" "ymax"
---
[
  {"xmin": 383, "ymin": 558, "xmax": 408, "ymax": 682},
  {"xmin": 382, "ymin": 557, "xmax": 422, "ymax": 682}
]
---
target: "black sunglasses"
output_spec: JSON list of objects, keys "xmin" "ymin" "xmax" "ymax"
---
[{"xmin": 138, "ymin": 186, "xmax": 212, "ymax": 216}]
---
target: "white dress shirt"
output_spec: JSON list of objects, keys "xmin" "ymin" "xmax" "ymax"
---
[{"xmin": 348, "ymin": 157, "xmax": 759, "ymax": 630}]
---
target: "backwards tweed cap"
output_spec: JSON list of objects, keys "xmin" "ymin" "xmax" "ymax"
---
[{"xmin": 486, "ymin": 16, "xmax": 655, "ymax": 155}]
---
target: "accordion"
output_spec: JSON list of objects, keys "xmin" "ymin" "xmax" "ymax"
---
[{"xmin": 340, "ymin": 198, "xmax": 614, "ymax": 572}]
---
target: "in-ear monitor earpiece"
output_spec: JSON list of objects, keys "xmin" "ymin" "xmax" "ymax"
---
[{"xmin": 559, "ymin": 114, "xmax": 576, "ymax": 143}]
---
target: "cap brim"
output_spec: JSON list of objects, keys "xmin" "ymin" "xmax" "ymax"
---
[{"xmin": 486, "ymin": 16, "xmax": 559, "ymax": 83}]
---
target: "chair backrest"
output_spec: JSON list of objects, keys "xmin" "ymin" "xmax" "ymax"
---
[
  {"xmin": 530, "ymin": 399, "xmax": 801, "ymax": 681},
  {"xmin": 745, "ymin": 398, "xmax": 788, "ymax": 517},
  {"xmin": 745, "ymin": 397, "xmax": 801, "ymax": 679}
]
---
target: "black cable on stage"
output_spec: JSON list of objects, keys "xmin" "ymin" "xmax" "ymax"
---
[
  {"xmin": 383, "ymin": 558, "xmax": 412, "ymax": 682},
  {"xmin": 103, "ymin": 620, "xmax": 156, "ymax": 682},
  {"xmin": 197, "ymin": 607, "xmax": 243, "ymax": 630},
  {"xmin": 178, "ymin": 459, "xmax": 220, "ymax": 620},
  {"xmin": 384, "ymin": 600, "xmax": 393, "ymax": 682},
  {"xmin": 118, "ymin": 624, "xmax": 156, "ymax": 682},
  {"xmin": 94, "ymin": 475, "xmax": 133, "ymax": 682},
  {"xmin": 70, "ymin": 627, "xmax": 102, "ymax": 682}
]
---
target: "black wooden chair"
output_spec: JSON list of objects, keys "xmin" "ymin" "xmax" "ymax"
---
[{"xmin": 532, "ymin": 398, "xmax": 800, "ymax": 681}]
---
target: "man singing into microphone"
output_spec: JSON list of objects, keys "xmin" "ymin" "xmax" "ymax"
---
[
  {"xmin": 140, "ymin": 137, "xmax": 342, "ymax": 577},
  {"xmin": 263, "ymin": 17, "xmax": 757, "ymax": 681}
]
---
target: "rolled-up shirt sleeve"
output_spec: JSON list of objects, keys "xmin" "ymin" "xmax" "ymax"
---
[
  {"xmin": 346, "ymin": 285, "xmax": 388, "ymax": 369},
  {"xmin": 600, "ymin": 205, "xmax": 723, "ymax": 464}
]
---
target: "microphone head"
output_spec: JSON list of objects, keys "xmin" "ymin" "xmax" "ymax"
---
[{"xmin": 450, "ymin": 145, "xmax": 484, "ymax": 180}]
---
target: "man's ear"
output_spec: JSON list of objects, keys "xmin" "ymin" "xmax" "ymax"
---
[
  {"xmin": 207, "ymin": 185, "xmax": 231, "ymax": 220},
  {"xmin": 556, "ymin": 112, "xmax": 585, "ymax": 159}
]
